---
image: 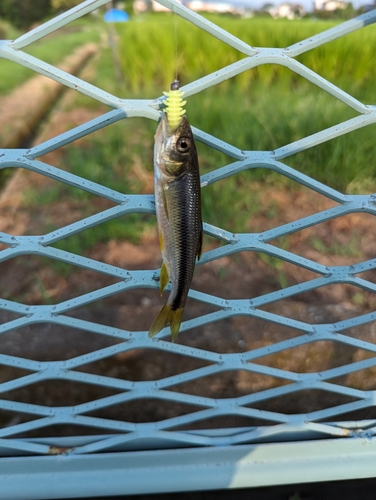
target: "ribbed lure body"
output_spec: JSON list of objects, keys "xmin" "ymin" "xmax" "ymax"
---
[
  {"xmin": 149, "ymin": 113, "xmax": 203, "ymax": 341},
  {"xmin": 163, "ymin": 88, "xmax": 186, "ymax": 131}
]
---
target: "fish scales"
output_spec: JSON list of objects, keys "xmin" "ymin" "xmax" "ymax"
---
[
  {"xmin": 149, "ymin": 113, "xmax": 203, "ymax": 341},
  {"xmin": 165, "ymin": 172, "xmax": 201, "ymax": 310}
]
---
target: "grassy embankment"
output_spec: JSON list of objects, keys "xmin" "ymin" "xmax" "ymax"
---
[
  {"xmin": 22, "ymin": 14, "xmax": 376, "ymax": 271},
  {"xmin": 0, "ymin": 17, "xmax": 101, "ymax": 97}
]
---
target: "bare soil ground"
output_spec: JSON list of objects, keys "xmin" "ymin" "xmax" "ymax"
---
[
  {"xmin": 1, "ymin": 79, "xmax": 376, "ymax": 400},
  {"xmin": 1, "ymin": 60, "xmax": 376, "ymax": 499}
]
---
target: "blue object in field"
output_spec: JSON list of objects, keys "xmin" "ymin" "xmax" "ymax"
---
[{"xmin": 104, "ymin": 8, "xmax": 129, "ymax": 22}]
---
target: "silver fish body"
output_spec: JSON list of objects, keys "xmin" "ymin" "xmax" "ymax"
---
[{"xmin": 149, "ymin": 113, "xmax": 203, "ymax": 341}]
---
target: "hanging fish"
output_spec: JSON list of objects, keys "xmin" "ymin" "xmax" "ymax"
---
[{"xmin": 149, "ymin": 81, "xmax": 203, "ymax": 342}]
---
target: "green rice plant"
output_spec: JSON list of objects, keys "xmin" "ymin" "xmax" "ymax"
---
[
  {"xmin": 115, "ymin": 14, "xmax": 376, "ymax": 95},
  {"xmin": 110, "ymin": 14, "xmax": 375, "ymax": 192}
]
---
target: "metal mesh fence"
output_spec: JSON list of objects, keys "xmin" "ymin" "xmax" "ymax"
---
[{"xmin": 0, "ymin": 0, "xmax": 376, "ymax": 496}]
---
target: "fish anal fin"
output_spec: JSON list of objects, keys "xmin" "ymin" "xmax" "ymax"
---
[
  {"xmin": 148, "ymin": 304, "xmax": 184, "ymax": 342},
  {"xmin": 160, "ymin": 261, "xmax": 169, "ymax": 294}
]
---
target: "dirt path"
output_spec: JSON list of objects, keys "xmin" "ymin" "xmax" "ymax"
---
[{"xmin": 0, "ymin": 42, "xmax": 97, "ymax": 148}]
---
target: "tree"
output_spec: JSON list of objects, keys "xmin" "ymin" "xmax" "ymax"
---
[
  {"xmin": 51, "ymin": 0, "xmax": 82, "ymax": 12},
  {"xmin": 0, "ymin": 0, "xmax": 52, "ymax": 30}
]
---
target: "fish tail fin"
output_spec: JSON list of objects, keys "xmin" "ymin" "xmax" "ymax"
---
[
  {"xmin": 148, "ymin": 304, "xmax": 184, "ymax": 342},
  {"xmin": 170, "ymin": 308, "xmax": 184, "ymax": 342}
]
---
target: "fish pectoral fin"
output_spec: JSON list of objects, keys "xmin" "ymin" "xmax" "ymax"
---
[
  {"xmin": 148, "ymin": 304, "xmax": 184, "ymax": 342},
  {"xmin": 197, "ymin": 226, "xmax": 203, "ymax": 261},
  {"xmin": 159, "ymin": 232, "xmax": 164, "ymax": 252},
  {"xmin": 160, "ymin": 261, "xmax": 169, "ymax": 294}
]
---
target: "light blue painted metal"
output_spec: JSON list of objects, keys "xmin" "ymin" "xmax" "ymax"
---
[
  {"xmin": 0, "ymin": 0, "xmax": 375, "ymax": 496},
  {"xmin": 3, "ymin": 437, "xmax": 376, "ymax": 500}
]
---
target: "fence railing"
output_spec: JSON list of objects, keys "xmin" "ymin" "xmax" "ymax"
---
[{"xmin": 1, "ymin": 1, "xmax": 376, "ymax": 498}]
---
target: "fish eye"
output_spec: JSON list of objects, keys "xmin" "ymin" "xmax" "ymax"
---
[{"xmin": 177, "ymin": 137, "xmax": 191, "ymax": 153}]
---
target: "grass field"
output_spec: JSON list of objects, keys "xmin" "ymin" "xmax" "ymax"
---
[
  {"xmin": 69, "ymin": 14, "xmax": 376, "ymax": 194},
  {"xmin": 17, "ymin": 13, "xmax": 376, "ymax": 267},
  {"xmin": 62, "ymin": 13, "xmax": 376, "ymax": 197}
]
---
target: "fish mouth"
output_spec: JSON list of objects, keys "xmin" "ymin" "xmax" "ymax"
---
[{"xmin": 160, "ymin": 113, "xmax": 188, "ymax": 139}]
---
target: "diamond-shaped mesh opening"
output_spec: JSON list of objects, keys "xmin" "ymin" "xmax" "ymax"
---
[
  {"xmin": 286, "ymin": 122, "xmax": 376, "ymax": 191},
  {"xmin": 4, "ymin": 172, "xmax": 116, "ymax": 235},
  {"xmin": 296, "ymin": 24, "xmax": 376, "ymax": 87},
  {"xmin": 339, "ymin": 320, "xmax": 376, "ymax": 343},
  {"xmin": 0, "ymin": 380, "xmax": 123, "ymax": 407},
  {"xmin": 320, "ymin": 406, "xmax": 376, "ymax": 423},
  {"xmin": 171, "ymin": 414, "xmax": 277, "ymax": 431},
  {"xmin": 0, "ymin": 310, "xmax": 24, "ymax": 325},
  {"xmin": 0, "ymin": 254, "xmax": 123, "ymax": 304},
  {"xmin": 176, "ymin": 315, "xmax": 306, "ymax": 354},
  {"xmin": 86, "ymin": 399, "xmax": 205, "ymax": 423},
  {"xmin": 270, "ymin": 212, "xmax": 376, "ymax": 266},
  {"xmin": 117, "ymin": 14, "xmax": 243, "ymax": 95},
  {"xmin": 75, "ymin": 349, "xmax": 213, "ymax": 381},
  {"xmin": 0, "ymin": 322, "xmax": 121, "ymax": 361},
  {"xmin": 68, "ymin": 288, "xmax": 222, "ymax": 333},
  {"xmin": 234, "ymin": 315, "xmax": 306, "ymax": 344},
  {"xmin": 260, "ymin": 284, "xmax": 373, "ymax": 322},
  {"xmin": 249, "ymin": 389, "xmax": 360, "ymax": 415},
  {"xmin": 195, "ymin": 252, "xmax": 322, "ymax": 300},
  {"xmin": 246, "ymin": 181, "xmax": 339, "ymax": 232},
  {"xmin": 10, "ymin": 424, "xmax": 124, "ymax": 440},
  {"xmin": 252, "ymin": 340, "xmax": 361, "ymax": 373},
  {"xmin": 0, "ymin": 408, "xmax": 40, "ymax": 428},
  {"xmin": 328, "ymin": 355, "xmax": 376, "ymax": 391},
  {"xmin": 169, "ymin": 370, "xmax": 291, "ymax": 398},
  {"xmin": 172, "ymin": 317, "xmax": 247, "ymax": 352},
  {"xmin": 0, "ymin": 366, "xmax": 34, "ymax": 384}
]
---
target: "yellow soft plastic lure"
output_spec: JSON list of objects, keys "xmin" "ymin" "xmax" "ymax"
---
[{"xmin": 163, "ymin": 80, "xmax": 186, "ymax": 130}]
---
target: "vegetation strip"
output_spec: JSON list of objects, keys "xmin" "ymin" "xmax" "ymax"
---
[{"xmin": 0, "ymin": 43, "xmax": 97, "ymax": 149}]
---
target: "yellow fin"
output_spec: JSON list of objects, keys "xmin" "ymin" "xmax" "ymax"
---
[
  {"xmin": 160, "ymin": 261, "xmax": 169, "ymax": 294},
  {"xmin": 148, "ymin": 304, "xmax": 184, "ymax": 341},
  {"xmin": 170, "ymin": 308, "xmax": 184, "ymax": 342},
  {"xmin": 159, "ymin": 232, "xmax": 164, "ymax": 252}
]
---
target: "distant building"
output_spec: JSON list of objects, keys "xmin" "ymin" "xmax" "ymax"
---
[
  {"xmin": 151, "ymin": 0, "xmax": 182, "ymax": 11},
  {"xmin": 264, "ymin": 2, "xmax": 306, "ymax": 18},
  {"xmin": 185, "ymin": 0, "xmax": 235, "ymax": 13},
  {"xmin": 314, "ymin": 0, "xmax": 348, "ymax": 10},
  {"xmin": 134, "ymin": 0, "xmax": 246, "ymax": 15},
  {"xmin": 133, "ymin": 0, "xmax": 149, "ymax": 13}
]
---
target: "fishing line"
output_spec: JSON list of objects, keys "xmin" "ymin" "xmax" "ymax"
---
[{"xmin": 173, "ymin": 7, "xmax": 178, "ymax": 82}]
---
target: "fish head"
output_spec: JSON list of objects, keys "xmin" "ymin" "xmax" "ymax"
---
[{"xmin": 155, "ymin": 113, "xmax": 197, "ymax": 178}]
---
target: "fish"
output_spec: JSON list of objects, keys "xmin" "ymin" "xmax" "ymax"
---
[{"xmin": 149, "ymin": 112, "xmax": 203, "ymax": 341}]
